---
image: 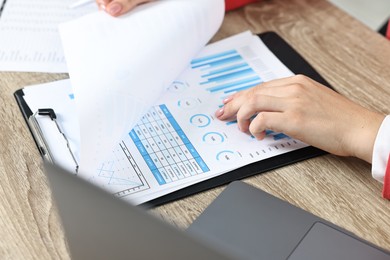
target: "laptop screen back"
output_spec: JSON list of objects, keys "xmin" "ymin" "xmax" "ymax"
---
[{"xmin": 44, "ymin": 163, "xmax": 233, "ymax": 260}]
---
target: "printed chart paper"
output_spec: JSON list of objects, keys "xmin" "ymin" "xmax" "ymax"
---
[
  {"xmin": 22, "ymin": 32, "xmax": 306, "ymax": 205},
  {"xmin": 60, "ymin": 0, "xmax": 225, "ymax": 176}
]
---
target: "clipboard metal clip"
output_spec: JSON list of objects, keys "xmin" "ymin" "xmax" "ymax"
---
[{"xmin": 28, "ymin": 108, "xmax": 79, "ymax": 173}]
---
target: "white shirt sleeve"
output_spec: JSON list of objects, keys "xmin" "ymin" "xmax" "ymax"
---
[{"xmin": 372, "ymin": 115, "xmax": 390, "ymax": 183}]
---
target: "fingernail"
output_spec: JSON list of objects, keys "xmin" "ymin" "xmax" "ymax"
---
[
  {"xmin": 222, "ymin": 95, "xmax": 233, "ymax": 104},
  {"xmin": 108, "ymin": 2, "xmax": 122, "ymax": 16},
  {"xmin": 99, "ymin": 4, "xmax": 106, "ymax": 10},
  {"xmin": 255, "ymin": 131, "xmax": 266, "ymax": 140},
  {"xmin": 215, "ymin": 107, "xmax": 224, "ymax": 118}
]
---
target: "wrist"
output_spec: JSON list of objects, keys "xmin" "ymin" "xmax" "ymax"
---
[{"xmin": 349, "ymin": 111, "xmax": 385, "ymax": 163}]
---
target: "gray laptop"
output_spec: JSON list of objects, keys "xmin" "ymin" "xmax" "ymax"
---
[{"xmin": 44, "ymin": 163, "xmax": 390, "ymax": 260}]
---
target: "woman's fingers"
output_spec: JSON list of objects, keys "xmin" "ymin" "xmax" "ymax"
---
[
  {"xmin": 235, "ymin": 95, "xmax": 287, "ymax": 133},
  {"xmin": 249, "ymin": 112, "xmax": 286, "ymax": 140},
  {"xmin": 215, "ymin": 74, "xmax": 386, "ymax": 162},
  {"xmin": 96, "ymin": 0, "xmax": 153, "ymax": 16},
  {"xmin": 216, "ymin": 83, "xmax": 294, "ymax": 122}
]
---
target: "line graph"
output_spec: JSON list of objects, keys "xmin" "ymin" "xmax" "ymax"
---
[{"xmin": 95, "ymin": 141, "xmax": 150, "ymax": 198}]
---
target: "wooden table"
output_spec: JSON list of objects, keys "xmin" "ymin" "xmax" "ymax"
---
[{"xmin": 1, "ymin": 0, "xmax": 390, "ymax": 258}]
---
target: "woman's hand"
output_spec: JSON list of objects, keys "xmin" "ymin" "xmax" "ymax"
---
[
  {"xmin": 95, "ymin": 0, "xmax": 153, "ymax": 17},
  {"xmin": 215, "ymin": 75, "xmax": 385, "ymax": 163}
]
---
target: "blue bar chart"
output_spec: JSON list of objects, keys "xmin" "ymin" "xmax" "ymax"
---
[
  {"xmin": 191, "ymin": 49, "xmax": 290, "ymax": 142},
  {"xmin": 191, "ymin": 49, "xmax": 262, "ymax": 96}
]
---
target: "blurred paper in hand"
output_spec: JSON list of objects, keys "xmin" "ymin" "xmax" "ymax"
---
[{"xmin": 0, "ymin": 0, "xmax": 97, "ymax": 72}]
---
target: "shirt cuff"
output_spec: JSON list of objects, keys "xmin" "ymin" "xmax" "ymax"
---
[{"xmin": 372, "ymin": 115, "xmax": 390, "ymax": 182}]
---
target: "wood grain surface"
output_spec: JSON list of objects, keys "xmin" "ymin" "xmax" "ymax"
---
[{"xmin": 1, "ymin": 0, "xmax": 390, "ymax": 258}]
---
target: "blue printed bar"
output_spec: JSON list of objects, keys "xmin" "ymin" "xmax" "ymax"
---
[
  {"xmin": 224, "ymin": 80, "xmax": 262, "ymax": 94},
  {"xmin": 135, "ymin": 142, "xmax": 148, "ymax": 156},
  {"xmin": 226, "ymin": 114, "xmax": 257, "ymax": 126},
  {"xmin": 130, "ymin": 134, "xmax": 148, "ymax": 157},
  {"xmin": 273, "ymin": 133, "xmax": 290, "ymax": 140},
  {"xmin": 200, "ymin": 68, "xmax": 256, "ymax": 84},
  {"xmin": 201, "ymin": 62, "xmax": 249, "ymax": 78},
  {"xmin": 264, "ymin": 130, "xmax": 290, "ymax": 140},
  {"xmin": 195, "ymin": 157, "xmax": 210, "ymax": 172},
  {"xmin": 191, "ymin": 49, "xmax": 237, "ymax": 65},
  {"xmin": 177, "ymin": 130, "xmax": 190, "ymax": 144},
  {"xmin": 130, "ymin": 130, "xmax": 166, "ymax": 185},
  {"xmin": 143, "ymin": 155, "xmax": 156, "ymax": 170},
  {"xmin": 144, "ymin": 155, "xmax": 166, "ymax": 185},
  {"xmin": 206, "ymin": 76, "xmax": 261, "ymax": 93},
  {"xmin": 159, "ymin": 104, "xmax": 171, "ymax": 118},
  {"xmin": 185, "ymin": 143, "xmax": 200, "ymax": 158},
  {"xmin": 226, "ymin": 120, "xmax": 237, "ymax": 126},
  {"xmin": 192, "ymin": 55, "xmax": 243, "ymax": 69},
  {"xmin": 168, "ymin": 119, "xmax": 181, "ymax": 131},
  {"xmin": 152, "ymin": 170, "xmax": 166, "ymax": 185},
  {"xmin": 129, "ymin": 129, "xmax": 140, "ymax": 142}
]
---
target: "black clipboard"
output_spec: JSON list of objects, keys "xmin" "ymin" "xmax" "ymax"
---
[
  {"xmin": 14, "ymin": 91, "xmax": 79, "ymax": 172},
  {"xmin": 15, "ymin": 31, "xmax": 332, "ymax": 207}
]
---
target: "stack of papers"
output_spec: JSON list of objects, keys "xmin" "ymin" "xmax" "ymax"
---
[
  {"xmin": 0, "ymin": 0, "xmax": 97, "ymax": 72},
  {"xmin": 12, "ymin": 0, "xmax": 308, "ymax": 204},
  {"xmin": 22, "ymin": 30, "xmax": 307, "ymax": 205}
]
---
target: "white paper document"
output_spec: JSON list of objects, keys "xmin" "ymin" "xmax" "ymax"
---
[
  {"xmin": 59, "ymin": 0, "xmax": 225, "ymax": 176},
  {"xmin": 0, "ymin": 0, "xmax": 97, "ymax": 72},
  {"xmin": 22, "ymin": 30, "xmax": 307, "ymax": 205},
  {"xmin": 98, "ymin": 32, "xmax": 304, "ymax": 204}
]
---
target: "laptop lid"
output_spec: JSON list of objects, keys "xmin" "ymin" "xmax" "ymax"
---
[
  {"xmin": 188, "ymin": 181, "xmax": 390, "ymax": 260},
  {"xmin": 43, "ymin": 162, "xmax": 234, "ymax": 260}
]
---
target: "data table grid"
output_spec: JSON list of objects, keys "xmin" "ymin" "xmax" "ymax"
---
[{"xmin": 130, "ymin": 105, "xmax": 209, "ymax": 185}]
